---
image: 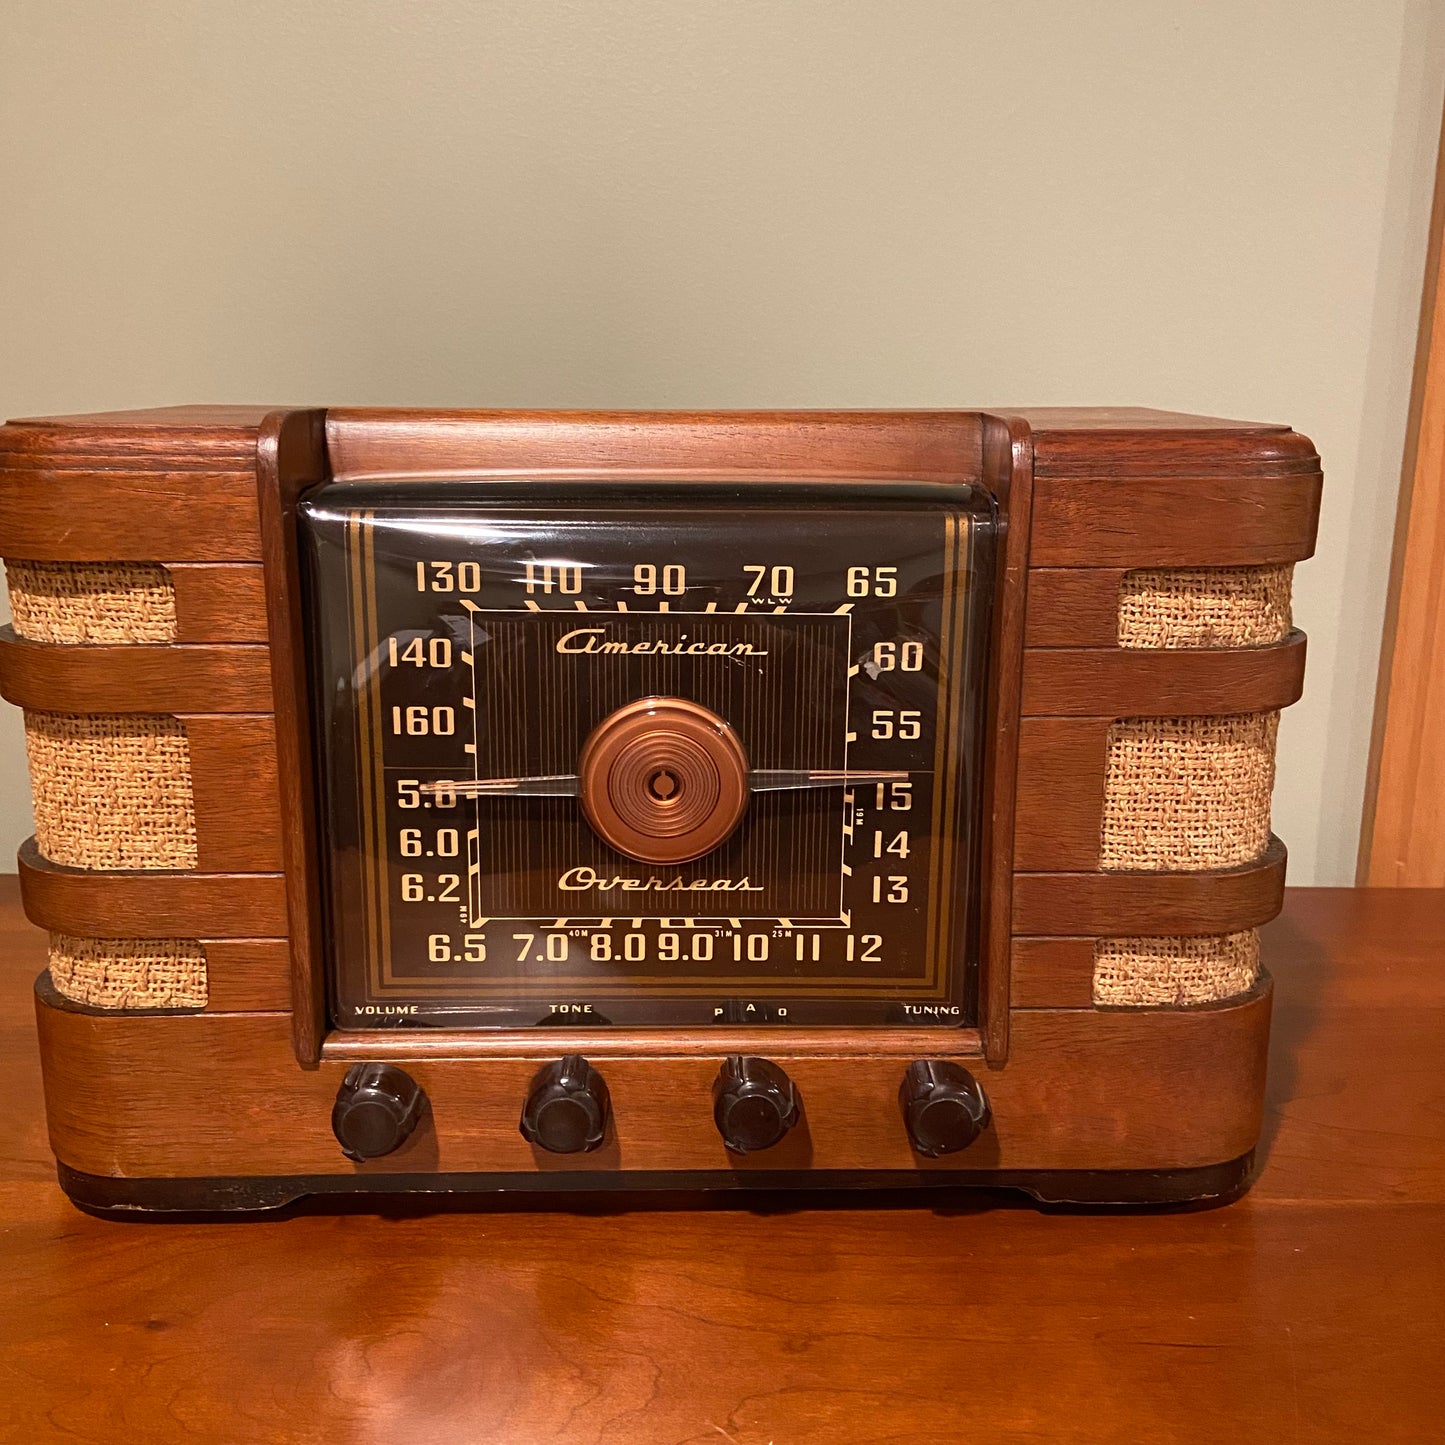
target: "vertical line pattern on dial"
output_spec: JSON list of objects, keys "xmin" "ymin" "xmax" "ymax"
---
[
  {"xmin": 346, "ymin": 512, "xmax": 379, "ymax": 996},
  {"xmin": 924, "ymin": 515, "xmax": 965, "ymax": 992}
]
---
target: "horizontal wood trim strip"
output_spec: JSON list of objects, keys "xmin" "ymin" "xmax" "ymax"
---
[
  {"xmin": 1024, "ymin": 568, "xmax": 1126, "ymax": 648},
  {"xmin": 0, "ymin": 411, "xmax": 269, "ymax": 467},
  {"xmin": 1030, "ymin": 474, "xmax": 1322, "ymax": 566},
  {"xmin": 0, "ymin": 634, "xmax": 274, "ymax": 713},
  {"xmin": 35, "ymin": 980, "xmax": 1270, "ymax": 1176},
  {"xmin": 18, "ymin": 840, "xmax": 288, "ymax": 938},
  {"xmin": 1012, "ymin": 838, "xmax": 1287, "ymax": 937},
  {"xmin": 169, "ymin": 565, "xmax": 270, "ymax": 643},
  {"xmin": 1028, "ymin": 426, "xmax": 1319, "ymax": 477},
  {"xmin": 185, "ymin": 715, "xmax": 284, "ymax": 872},
  {"xmin": 1021, "ymin": 632, "xmax": 1307, "ymax": 716},
  {"xmin": 1011, "ymin": 937, "xmax": 1097, "ymax": 1008},
  {"xmin": 326, "ymin": 409, "xmax": 987, "ymax": 481},
  {"xmin": 0, "ymin": 471, "xmax": 262, "ymax": 561},
  {"xmin": 1014, "ymin": 716, "xmax": 1110, "ymax": 871},
  {"xmin": 201, "ymin": 939, "xmax": 293, "ymax": 1012},
  {"xmin": 323, "ymin": 1026, "xmax": 987, "ymax": 1062}
]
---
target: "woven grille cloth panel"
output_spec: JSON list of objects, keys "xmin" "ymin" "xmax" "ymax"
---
[
  {"xmin": 1094, "ymin": 931, "xmax": 1260, "ymax": 1006},
  {"xmin": 48, "ymin": 934, "xmax": 207, "ymax": 1010},
  {"xmin": 1118, "ymin": 565, "xmax": 1292, "ymax": 649},
  {"xmin": 4, "ymin": 559, "xmax": 177, "ymax": 644},
  {"xmin": 23, "ymin": 711, "xmax": 198, "ymax": 870},
  {"xmin": 1100, "ymin": 712, "xmax": 1277, "ymax": 872}
]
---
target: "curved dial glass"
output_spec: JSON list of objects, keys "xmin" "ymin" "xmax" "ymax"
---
[{"xmin": 302, "ymin": 481, "xmax": 994, "ymax": 1029}]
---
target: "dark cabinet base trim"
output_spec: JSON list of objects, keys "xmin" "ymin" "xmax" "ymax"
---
[{"xmin": 57, "ymin": 1153, "xmax": 1255, "ymax": 1217}]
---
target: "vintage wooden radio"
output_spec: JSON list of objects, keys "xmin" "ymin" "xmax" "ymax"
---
[{"xmin": 0, "ymin": 407, "xmax": 1320, "ymax": 1213}]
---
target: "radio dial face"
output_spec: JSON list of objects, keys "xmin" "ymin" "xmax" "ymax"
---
[{"xmin": 302, "ymin": 483, "xmax": 994, "ymax": 1030}]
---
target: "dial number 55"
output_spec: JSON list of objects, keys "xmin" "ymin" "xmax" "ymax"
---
[{"xmin": 871, "ymin": 709, "xmax": 921, "ymax": 740}]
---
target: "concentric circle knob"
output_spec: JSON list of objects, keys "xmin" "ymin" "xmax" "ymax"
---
[
  {"xmin": 520, "ymin": 1055, "xmax": 611, "ymax": 1154},
  {"xmin": 331, "ymin": 1063, "xmax": 427, "ymax": 1162},
  {"xmin": 899, "ymin": 1060, "xmax": 991, "ymax": 1157},
  {"xmin": 577, "ymin": 697, "xmax": 749, "ymax": 864},
  {"xmin": 712, "ymin": 1056, "xmax": 799, "ymax": 1153}
]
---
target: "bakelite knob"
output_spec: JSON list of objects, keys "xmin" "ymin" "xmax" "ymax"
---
[
  {"xmin": 899, "ymin": 1060, "xmax": 991, "ymax": 1157},
  {"xmin": 520, "ymin": 1055, "xmax": 611, "ymax": 1154},
  {"xmin": 331, "ymin": 1063, "xmax": 426, "ymax": 1162},
  {"xmin": 713, "ymin": 1056, "xmax": 799, "ymax": 1153}
]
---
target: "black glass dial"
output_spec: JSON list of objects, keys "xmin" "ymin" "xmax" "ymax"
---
[{"xmin": 301, "ymin": 480, "xmax": 994, "ymax": 1029}]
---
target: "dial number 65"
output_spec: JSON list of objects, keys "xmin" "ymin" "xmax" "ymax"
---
[{"xmin": 846, "ymin": 565, "xmax": 898, "ymax": 597}]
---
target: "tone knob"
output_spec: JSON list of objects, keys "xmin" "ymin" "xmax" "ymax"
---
[
  {"xmin": 331, "ymin": 1063, "xmax": 426, "ymax": 1161},
  {"xmin": 899, "ymin": 1060, "xmax": 991, "ymax": 1157},
  {"xmin": 713, "ymin": 1056, "xmax": 799, "ymax": 1153},
  {"xmin": 520, "ymin": 1055, "xmax": 611, "ymax": 1154}
]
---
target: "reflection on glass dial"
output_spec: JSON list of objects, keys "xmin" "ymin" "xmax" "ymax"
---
[{"xmin": 302, "ymin": 487, "xmax": 993, "ymax": 1029}]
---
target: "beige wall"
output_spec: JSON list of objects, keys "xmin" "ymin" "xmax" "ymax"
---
[{"xmin": 2, "ymin": 1, "xmax": 1442, "ymax": 884}]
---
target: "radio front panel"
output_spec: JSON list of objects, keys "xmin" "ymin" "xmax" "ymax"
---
[
  {"xmin": 0, "ymin": 407, "xmax": 1321, "ymax": 1212},
  {"xmin": 301, "ymin": 486, "xmax": 994, "ymax": 1030}
]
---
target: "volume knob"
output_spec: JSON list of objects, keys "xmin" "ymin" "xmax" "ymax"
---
[
  {"xmin": 899, "ymin": 1060, "xmax": 991, "ymax": 1157},
  {"xmin": 520, "ymin": 1055, "xmax": 611, "ymax": 1153},
  {"xmin": 331, "ymin": 1063, "xmax": 427, "ymax": 1161},
  {"xmin": 713, "ymin": 1056, "xmax": 799, "ymax": 1153}
]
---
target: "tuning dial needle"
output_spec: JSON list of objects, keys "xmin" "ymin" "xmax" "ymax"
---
[{"xmin": 425, "ymin": 768, "xmax": 909, "ymax": 800}]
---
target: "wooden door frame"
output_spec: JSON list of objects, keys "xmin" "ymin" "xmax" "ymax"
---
[{"xmin": 1359, "ymin": 102, "xmax": 1445, "ymax": 885}]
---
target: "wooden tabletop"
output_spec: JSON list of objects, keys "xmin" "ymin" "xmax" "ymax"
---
[{"xmin": 1, "ymin": 883, "xmax": 1440, "ymax": 1444}]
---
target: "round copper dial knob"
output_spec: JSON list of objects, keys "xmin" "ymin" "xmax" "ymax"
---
[{"xmin": 577, "ymin": 697, "xmax": 749, "ymax": 865}]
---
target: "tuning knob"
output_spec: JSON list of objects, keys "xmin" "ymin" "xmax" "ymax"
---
[
  {"xmin": 520, "ymin": 1055, "xmax": 611, "ymax": 1153},
  {"xmin": 713, "ymin": 1056, "xmax": 799, "ymax": 1153},
  {"xmin": 331, "ymin": 1063, "xmax": 427, "ymax": 1161},
  {"xmin": 899, "ymin": 1060, "xmax": 991, "ymax": 1157}
]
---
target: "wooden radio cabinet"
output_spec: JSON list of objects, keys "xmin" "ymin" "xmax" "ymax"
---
[{"xmin": 0, "ymin": 406, "xmax": 1320, "ymax": 1213}]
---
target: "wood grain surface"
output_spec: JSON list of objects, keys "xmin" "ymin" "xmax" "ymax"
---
[{"xmin": 0, "ymin": 883, "xmax": 1440, "ymax": 1445}]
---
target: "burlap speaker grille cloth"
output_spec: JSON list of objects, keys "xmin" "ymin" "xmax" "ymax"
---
[
  {"xmin": 1094, "ymin": 930, "xmax": 1260, "ymax": 1006},
  {"xmin": 1118, "ymin": 565, "xmax": 1292, "ymax": 649},
  {"xmin": 23, "ymin": 711, "xmax": 198, "ymax": 870},
  {"xmin": 48, "ymin": 934, "xmax": 207, "ymax": 1010},
  {"xmin": 1100, "ymin": 711, "xmax": 1278, "ymax": 871},
  {"xmin": 4, "ymin": 559, "xmax": 177, "ymax": 644}
]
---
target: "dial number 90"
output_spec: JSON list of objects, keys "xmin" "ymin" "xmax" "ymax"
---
[{"xmin": 633, "ymin": 563, "xmax": 686, "ymax": 596}]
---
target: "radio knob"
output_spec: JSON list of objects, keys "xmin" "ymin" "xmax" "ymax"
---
[
  {"xmin": 713, "ymin": 1056, "xmax": 799, "ymax": 1153},
  {"xmin": 331, "ymin": 1063, "xmax": 427, "ymax": 1161},
  {"xmin": 900, "ymin": 1060, "xmax": 991, "ymax": 1157},
  {"xmin": 520, "ymin": 1055, "xmax": 611, "ymax": 1153}
]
